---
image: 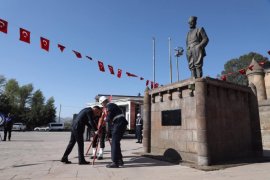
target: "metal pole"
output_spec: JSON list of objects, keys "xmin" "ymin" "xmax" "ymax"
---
[
  {"xmin": 176, "ymin": 56, "xmax": 179, "ymax": 82},
  {"xmin": 153, "ymin": 37, "xmax": 156, "ymax": 85},
  {"xmin": 169, "ymin": 37, "xmax": 172, "ymax": 83},
  {"xmin": 58, "ymin": 104, "xmax": 61, "ymax": 123}
]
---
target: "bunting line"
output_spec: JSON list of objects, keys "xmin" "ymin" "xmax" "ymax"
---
[{"xmin": 0, "ymin": 17, "xmax": 159, "ymax": 88}]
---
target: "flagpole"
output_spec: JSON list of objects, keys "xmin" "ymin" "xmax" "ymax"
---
[
  {"xmin": 153, "ymin": 37, "xmax": 156, "ymax": 86},
  {"xmin": 169, "ymin": 37, "xmax": 172, "ymax": 83}
]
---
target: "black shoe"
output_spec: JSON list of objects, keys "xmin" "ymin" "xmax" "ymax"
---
[
  {"xmin": 61, "ymin": 158, "xmax": 72, "ymax": 164},
  {"xmin": 106, "ymin": 162, "xmax": 119, "ymax": 168},
  {"xmin": 79, "ymin": 161, "xmax": 90, "ymax": 165},
  {"xmin": 3, "ymin": 139, "xmax": 6, "ymax": 141},
  {"xmin": 97, "ymin": 156, "xmax": 103, "ymax": 160},
  {"xmin": 118, "ymin": 159, "xmax": 124, "ymax": 167},
  {"xmin": 136, "ymin": 141, "xmax": 140, "ymax": 143}
]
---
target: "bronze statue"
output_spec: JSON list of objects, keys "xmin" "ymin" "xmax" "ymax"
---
[{"xmin": 186, "ymin": 16, "xmax": 209, "ymax": 78}]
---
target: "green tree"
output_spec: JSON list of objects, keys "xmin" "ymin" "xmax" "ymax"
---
[
  {"xmin": 27, "ymin": 90, "xmax": 45, "ymax": 129},
  {"xmin": 42, "ymin": 97, "xmax": 56, "ymax": 125},
  {"xmin": 17, "ymin": 84, "xmax": 33, "ymax": 124},
  {"xmin": 0, "ymin": 75, "xmax": 6, "ymax": 93},
  {"xmin": 220, "ymin": 52, "xmax": 269, "ymax": 85},
  {"xmin": 4, "ymin": 79, "xmax": 20, "ymax": 108}
]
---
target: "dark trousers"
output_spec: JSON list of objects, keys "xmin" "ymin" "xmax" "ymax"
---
[
  {"xmin": 62, "ymin": 130, "xmax": 86, "ymax": 163},
  {"xmin": 4, "ymin": 128, "xmax": 12, "ymax": 141},
  {"xmin": 92, "ymin": 126, "xmax": 106, "ymax": 148},
  {"xmin": 111, "ymin": 118, "xmax": 127, "ymax": 163},
  {"xmin": 136, "ymin": 125, "xmax": 143, "ymax": 142}
]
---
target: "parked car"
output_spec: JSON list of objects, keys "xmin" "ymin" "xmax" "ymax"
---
[
  {"xmin": 12, "ymin": 122, "xmax": 27, "ymax": 131},
  {"xmin": 34, "ymin": 126, "xmax": 50, "ymax": 131}
]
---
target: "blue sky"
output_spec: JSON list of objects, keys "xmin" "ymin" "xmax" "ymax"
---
[{"xmin": 1, "ymin": 0, "xmax": 270, "ymax": 118}]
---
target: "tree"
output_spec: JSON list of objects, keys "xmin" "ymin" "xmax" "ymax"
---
[
  {"xmin": 27, "ymin": 90, "xmax": 45, "ymax": 129},
  {"xmin": 42, "ymin": 97, "xmax": 56, "ymax": 125},
  {"xmin": 0, "ymin": 75, "xmax": 6, "ymax": 94},
  {"xmin": 4, "ymin": 79, "xmax": 20, "ymax": 108},
  {"xmin": 220, "ymin": 52, "xmax": 270, "ymax": 85}
]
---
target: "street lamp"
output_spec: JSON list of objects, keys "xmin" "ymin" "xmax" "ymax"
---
[{"xmin": 174, "ymin": 47, "xmax": 184, "ymax": 82}]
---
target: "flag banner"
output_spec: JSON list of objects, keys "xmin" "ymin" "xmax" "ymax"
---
[
  {"xmin": 72, "ymin": 50, "xmax": 82, "ymax": 58},
  {"xmin": 0, "ymin": 19, "xmax": 8, "ymax": 33},
  {"xmin": 248, "ymin": 65, "xmax": 254, "ymax": 71},
  {"xmin": 140, "ymin": 77, "xmax": 144, "ymax": 80},
  {"xmin": 98, "ymin": 61, "xmax": 105, "ymax": 72},
  {"xmin": 154, "ymin": 83, "xmax": 159, "ymax": 88},
  {"xmin": 58, "ymin": 44, "xmax": 65, "ymax": 52},
  {"xmin": 86, "ymin": 56, "xmax": 93, "ymax": 60},
  {"xmin": 117, "ymin": 69, "xmax": 122, "ymax": 78},
  {"xmin": 19, "ymin": 28, "xmax": 30, "ymax": 43},
  {"xmin": 221, "ymin": 75, "xmax": 227, "ymax": 81},
  {"xmin": 238, "ymin": 69, "xmax": 246, "ymax": 75},
  {"xmin": 108, "ymin": 65, "xmax": 115, "ymax": 75},
  {"xmin": 151, "ymin": 81, "xmax": 154, "ymax": 89},
  {"xmin": 40, "ymin": 37, "xmax": 50, "ymax": 51},
  {"xmin": 126, "ymin": 72, "xmax": 138, "ymax": 77},
  {"xmin": 146, "ymin": 80, "xmax": 149, "ymax": 86}
]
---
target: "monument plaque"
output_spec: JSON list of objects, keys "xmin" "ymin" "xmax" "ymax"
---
[{"xmin": 162, "ymin": 109, "xmax": 181, "ymax": 126}]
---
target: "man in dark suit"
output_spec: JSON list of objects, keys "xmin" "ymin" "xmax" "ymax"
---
[
  {"xmin": 99, "ymin": 96, "xmax": 128, "ymax": 168},
  {"xmin": 61, "ymin": 106, "xmax": 102, "ymax": 165}
]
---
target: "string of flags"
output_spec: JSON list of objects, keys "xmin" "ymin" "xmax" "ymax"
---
[
  {"xmin": 0, "ymin": 18, "xmax": 159, "ymax": 89},
  {"xmin": 220, "ymin": 60, "xmax": 268, "ymax": 81}
]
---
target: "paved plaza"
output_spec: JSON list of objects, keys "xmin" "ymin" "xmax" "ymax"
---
[{"xmin": 0, "ymin": 131, "xmax": 270, "ymax": 180}]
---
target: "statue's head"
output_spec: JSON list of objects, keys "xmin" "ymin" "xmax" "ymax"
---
[{"xmin": 188, "ymin": 16, "xmax": 197, "ymax": 28}]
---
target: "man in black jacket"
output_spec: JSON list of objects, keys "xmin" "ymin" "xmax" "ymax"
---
[
  {"xmin": 3, "ymin": 113, "xmax": 13, "ymax": 141},
  {"xmin": 99, "ymin": 96, "xmax": 128, "ymax": 168},
  {"xmin": 61, "ymin": 106, "xmax": 102, "ymax": 165}
]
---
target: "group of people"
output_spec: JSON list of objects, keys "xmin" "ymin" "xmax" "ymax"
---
[
  {"xmin": 0, "ymin": 113, "xmax": 13, "ymax": 141},
  {"xmin": 61, "ymin": 96, "xmax": 129, "ymax": 168}
]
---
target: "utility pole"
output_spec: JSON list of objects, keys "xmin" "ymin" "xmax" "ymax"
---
[
  {"xmin": 169, "ymin": 37, "xmax": 172, "ymax": 83},
  {"xmin": 58, "ymin": 104, "xmax": 61, "ymax": 123},
  {"xmin": 174, "ymin": 47, "xmax": 184, "ymax": 82},
  {"xmin": 153, "ymin": 37, "xmax": 156, "ymax": 86}
]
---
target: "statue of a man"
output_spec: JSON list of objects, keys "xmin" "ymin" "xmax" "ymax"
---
[{"xmin": 186, "ymin": 16, "xmax": 209, "ymax": 78}]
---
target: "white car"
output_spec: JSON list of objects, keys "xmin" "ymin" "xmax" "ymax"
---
[
  {"xmin": 12, "ymin": 123, "xmax": 27, "ymax": 131},
  {"xmin": 34, "ymin": 126, "xmax": 50, "ymax": 131}
]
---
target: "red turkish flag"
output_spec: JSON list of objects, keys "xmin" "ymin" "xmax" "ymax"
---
[
  {"xmin": 0, "ymin": 19, "xmax": 8, "ymax": 33},
  {"xmin": 108, "ymin": 65, "xmax": 115, "ymax": 75},
  {"xmin": 19, "ymin": 28, "xmax": 30, "ymax": 43},
  {"xmin": 86, "ymin": 56, "xmax": 93, "ymax": 60},
  {"xmin": 58, "ymin": 44, "xmax": 65, "ymax": 52},
  {"xmin": 238, "ymin": 69, "xmax": 246, "ymax": 75},
  {"xmin": 126, "ymin": 72, "xmax": 138, "ymax": 77},
  {"xmin": 248, "ymin": 65, "xmax": 254, "ymax": 71},
  {"xmin": 146, "ymin": 80, "xmax": 149, "ymax": 86},
  {"xmin": 72, "ymin": 50, "xmax": 82, "ymax": 58},
  {"xmin": 40, "ymin": 37, "xmax": 50, "ymax": 51},
  {"xmin": 221, "ymin": 75, "xmax": 227, "ymax": 81},
  {"xmin": 117, "ymin": 69, "xmax": 122, "ymax": 78},
  {"xmin": 154, "ymin": 83, "xmax": 159, "ymax": 88},
  {"xmin": 98, "ymin": 61, "xmax": 105, "ymax": 72},
  {"xmin": 151, "ymin": 81, "xmax": 154, "ymax": 89}
]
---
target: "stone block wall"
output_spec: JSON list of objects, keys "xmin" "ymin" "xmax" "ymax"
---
[
  {"xmin": 147, "ymin": 77, "xmax": 262, "ymax": 165},
  {"xmin": 259, "ymin": 100, "xmax": 270, "ymax": 148}
]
